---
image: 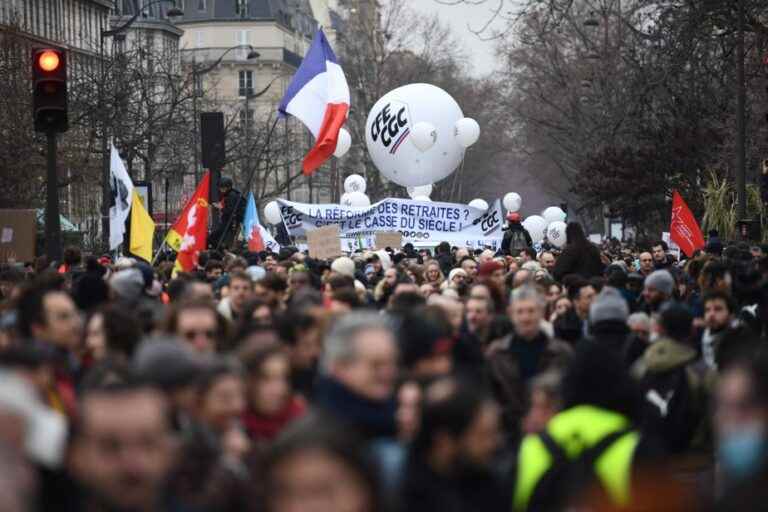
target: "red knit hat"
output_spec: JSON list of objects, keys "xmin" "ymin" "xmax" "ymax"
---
[{"xmin": 478, "ymin": 260, "xmax": 504, "ymax": 277}]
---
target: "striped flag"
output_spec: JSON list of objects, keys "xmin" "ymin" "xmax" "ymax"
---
[{"xmin": 278, "ymin": 28, "xmax": 350, "ymax": 175}]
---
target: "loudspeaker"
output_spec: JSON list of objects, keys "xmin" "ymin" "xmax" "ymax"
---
[{"xmin": 200, "ymin": 112, "xmax": 225, "ymax": 171}]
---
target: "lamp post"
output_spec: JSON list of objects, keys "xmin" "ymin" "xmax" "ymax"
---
[
  {"xmin": 190, "ymin": 45, "xmax": 260, "ymax": 183},
  {"xmin": 99, "ymin": 0, "xmax": 182, "ymax": 252}
]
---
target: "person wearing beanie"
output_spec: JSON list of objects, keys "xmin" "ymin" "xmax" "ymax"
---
[
  {"xmin": 586, "ymin": 287, "xmax": 633, "ymax": 361},
  {"xmin": 330, "ymin": 256, "xmax": 356, "ymax": 279},
  {"xmin": 108, "ymin": 268, "xmax": 145, "ymax": 305},
  {"xmin": 478, "ymin": 260, "xmax": 505, "ymax": 289},
  {"xmin": 641, "ymin": 269, "xmax": 675, "ymax": 314},
  {"xmin": 396, "ymin": 311, "xmax": 454, "ymax": 380},
  {"xmin": 133, "ymin": 337, "xmax": 205, "ymax": 432}
]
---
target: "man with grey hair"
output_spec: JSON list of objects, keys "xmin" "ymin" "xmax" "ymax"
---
[
  {"xmin": 486, "ymin": 285, "xmax": 572, "ymax": 442},
  {"xmin": 315, "ymin": 312, "xmax": 399, "ymax": 440}
]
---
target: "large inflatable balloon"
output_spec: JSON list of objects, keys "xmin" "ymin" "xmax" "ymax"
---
[
  {"xmin": 542, "ymin": 206, "xmax": 567, "ymax": 223},
  {"xmin": 344, "ymin": 174, "xmax": 366, "ymax": 194},
  {"xmin": 468, "ymin": 198, "xmax": 489, "ymax": 211},
  {"xmin": 264, "ymin": 201, "xmax": 282, "ymax": 225},
  {"xmin": 407, "ymin": 184, "xmax": 433, "ymax": 198},
  {"xmin": 334, "ymin": 128, "xmax": 352, "ymax": 158},
  {"xmin": 342, "ymin": 191, "xmax": 370, "ymax": 208},
  {"xmin": 365, "ymin": 83, "xmax": 480, "ymax": 187},
  {"xmin": 413, "ymin": 195, "xmax": 432, "ymax": 202},
  {"xmin": 547, "ymin": 221, "xmax": 567, "ymax": 248},
  {"xmin": 523, "ymin": 215, "xmax": 548, "ymax": 244},
  {"xmin": 503, "ymin": 192, "xmax": 522, "ymax": 213}
]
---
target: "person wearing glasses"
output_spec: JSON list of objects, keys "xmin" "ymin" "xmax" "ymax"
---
[{"xmin": 165, "ymin": 300, "xmax": 226, "ymax": 355}]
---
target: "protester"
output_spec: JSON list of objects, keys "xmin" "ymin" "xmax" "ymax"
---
[
  {"xmin": 402, "ymin": 377, "xmax": 507, "ymax": 512},
  {"xmin": 552, "ymin": 222, "xmax": 605, "ymax": 281},
  {"xmin": 6, "ymin": 197, "xmax": 768, "ymax": 512},
  {"xmin": 487, "ymin": 285, "xmax": 572, "ymax": 441},
  {"xmin": 241, "ymin": 344, "xmax": 306, "ymax": 444},
  {"xmin": 501, "ymin": 212, "xmax": 532, "ymax": 256}
]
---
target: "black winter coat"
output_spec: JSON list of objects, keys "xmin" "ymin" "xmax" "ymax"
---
[{"xmin": 552, "ymin": 242, "xmax": 605, "ymax": 281}]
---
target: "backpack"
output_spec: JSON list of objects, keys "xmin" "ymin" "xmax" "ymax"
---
[
  {"xmin": 506, "ymin": 229, "xmax": 529, "ymax": 253},
  {"xmin": 527, "ymin": 428, "xmax": 633, "ymax": 511},
  {"xmin": 638, "ymin": 364, "xmax": 707, "ymax": 454}
]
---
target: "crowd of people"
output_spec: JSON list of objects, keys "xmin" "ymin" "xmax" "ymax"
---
[{"xmin": 0, "ymin": 219, "xmax": 767, "ymax": 511}]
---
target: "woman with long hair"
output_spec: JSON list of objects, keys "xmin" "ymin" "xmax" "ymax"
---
[
  {"xmin": 552, "ymin": 222, "xmax": 605, "ymax": 281},
  {"xmin": 422, "ymin": 261, "xmax": 445, "ymax": 293}
]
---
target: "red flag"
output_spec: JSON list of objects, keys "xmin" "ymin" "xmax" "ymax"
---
[
  {"xmin": 248, "ymin": 224, "xmax": 265, "ymax": 252},
  {"xmin": 166, "ymin": 172, "xmax": 211, "ymax": 273},
  {"xmin": 670, "ymin": 190, "xmax": 705, "ymax": 257}
]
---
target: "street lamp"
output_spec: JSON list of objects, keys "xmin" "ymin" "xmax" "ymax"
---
[
  {"xmin": 99, "ymin": 0, "xmax": 183, "ymax": 251},
  {"xmin": 189, "ymin": 45, "xmax": 259, "ymax": 183}
]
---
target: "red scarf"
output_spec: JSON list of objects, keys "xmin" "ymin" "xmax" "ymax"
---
[{"xmin": 243, "ymin": 397, "xmax": 306, "ymax": 441}]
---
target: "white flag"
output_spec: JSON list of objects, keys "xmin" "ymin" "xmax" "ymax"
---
[{"xmin": 109, "ymin": 143, "xmax": 134, "ymax": 250}]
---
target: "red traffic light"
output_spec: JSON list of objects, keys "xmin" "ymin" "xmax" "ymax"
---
[{"xmin": 37, "ymin": 50, "xmax": 61, "ymax": 72}]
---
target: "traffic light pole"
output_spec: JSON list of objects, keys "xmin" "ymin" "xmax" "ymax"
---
[{"xmin": 45, "ymin": 131, "xmax": 62, "ymax": 261}]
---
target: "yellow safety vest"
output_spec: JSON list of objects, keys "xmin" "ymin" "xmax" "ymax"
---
[{"xmin": 513, "ymin": 405, "xmax": 640, "ymax": 511}]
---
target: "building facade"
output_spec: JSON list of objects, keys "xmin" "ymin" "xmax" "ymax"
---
[
  {"xmin": 0, "ymin": 0, "xmax": 113, "ymax": 56},
  {"xmin": 175, "ymin": 0, "xmax": 335, "ymax": 204}
]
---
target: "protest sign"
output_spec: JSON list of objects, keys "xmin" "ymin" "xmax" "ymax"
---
[
  {"xmin": 375, "ymin": 231, "xmax": 402, "ymax": 250},
  {"xmin": 277, "ymin": 197, "xmax": 504, "ymax": 251},
  {"xmin": 0, "ymin": 210, "xmax": 36, "ymax": 263},
  {"xmin": 307, "ymin": 224, "xmax": 342, "ymax": 259}
]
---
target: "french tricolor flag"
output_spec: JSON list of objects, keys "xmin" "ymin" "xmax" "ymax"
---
[{"xmin": 278, "ymin": 28, "xmax": 350, "ymax": 176}]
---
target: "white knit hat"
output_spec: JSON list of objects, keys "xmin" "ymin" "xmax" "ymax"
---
[{"xmin": 330, "ymin": 256, "xmax": 356, "ymax": 278}]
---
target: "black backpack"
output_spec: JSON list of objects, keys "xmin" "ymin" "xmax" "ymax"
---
[
  {"xmin": 526, "ymin": 428, "xmax": 632, "ymax": 511},
  {"xmin": 638, "ymin": 364, "xmax": 707, "ymax": 454}
]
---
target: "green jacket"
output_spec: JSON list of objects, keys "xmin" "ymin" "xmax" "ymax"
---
[{"xmin": 513, "ymin": 405, "xmax": 640, "ymax": 511}]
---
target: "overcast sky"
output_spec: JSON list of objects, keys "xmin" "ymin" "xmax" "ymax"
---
[{"xmin": 410, "ymin": 1, "xmax": 510, "ymax": 77}]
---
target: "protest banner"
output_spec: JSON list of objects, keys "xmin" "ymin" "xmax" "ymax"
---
[
  {"xmin": 276, "ymin": 197, "xmax": 504, "ymax": 251},
  {"xmin": 0, "ymin": 210, "xmax": 36, "ymax": 263},
  {"xmin": 375, "ymin": 231, "xmax": 402, "ymax": 250},
  {"xmin": 307, "ymin": 224, "xmax": 342, "ymax": 259}
]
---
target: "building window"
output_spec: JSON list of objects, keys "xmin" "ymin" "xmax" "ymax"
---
[
  {"xmin": 197, "ymin": 0, "xmax": 205, "ymax": 11},
  {"xmin": 234, "ymin": 0, "xmax": 245, "ymax": 16},
  {"xmin": 238, "ymin": 70, "xmax": 253, "ymax": 96},
  {"xmin": 235, "ymin": 29, "xmax": 249, "ymax": 46},
  {"xmin": 195, "ymin": 31, "xmax": 203, "ymax": 47},
  {"xmin": 239, "ymin": 108, "xmax": 254, "ymax": 130}
]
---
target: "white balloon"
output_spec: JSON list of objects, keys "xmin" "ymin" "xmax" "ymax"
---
[
  {"xmin": 503, "ymin": 192, "xmax": 522, "ymax": 213},
  {"xmin": 410, "ymin": 122, "xmax": 437, "ymax": 152},
  {"xmin": 365, "ymin": 83, "xmax": 467, "ymax": 187},
  {"xmin": 343, "ymin": 174, "xmax": 366, "ymax": 194},
  {"xmin": 345, "ymin": 191, "xmax": 371, "ymax": 207},
  {"xmin": 522, "ymin": 215, "xmax": 548, "ymax": 244},
  {"xmin": 454, "ymin": 117, "xmax": 480, "ymax": 148},
  {"xmin": 412, "ymin": 195, "xmax": 432, "ymax": 202},
  {"xmin": 407, "ymin": 184, "xmax": 433, "ymax": 198},
  {"xmin": 340, "ymin": 193, "xmax": 353, "ymax": 207},
  {"xmin": 468, "ymin": 198, "xmax": 489, "ymax": 211},
  {"xmin": 333, "ymin": 128, "xmax": 352, "ymax": 158},
  {"xmin": 547, "ymin": 221, "xmax": 568, "ymax": 248},
  {"xmin": 542, "ymin": 206, "xmax": 567, "ymax": 223},
  {"xmin": 264, "ymin": 201, "xmax": 282, "ymax": 225}
]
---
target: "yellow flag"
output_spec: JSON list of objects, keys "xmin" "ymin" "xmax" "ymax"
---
[{"xmin": 130, "ymin": 190, "xmax": 155, "ymax": 262}]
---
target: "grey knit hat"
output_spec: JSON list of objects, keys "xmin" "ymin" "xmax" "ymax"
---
[
  {"xmin": 644, "ymin": 270, "xmax": 674, "ymax": 296},
  {"xmin": 109, "ymin": 268, "xmax": 145, "ymax": 302},
  {"xmin": 589, "ymin": 286, "xmax": 629, "ymax": 325},
  {"xmin": 133, "ymin": 337, "xmax": 203, "ymax": 390}
]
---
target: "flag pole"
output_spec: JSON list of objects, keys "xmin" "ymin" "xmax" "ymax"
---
[{"xmin": 151, "ymin": 239, "xmax": 167, "ymax": 265}]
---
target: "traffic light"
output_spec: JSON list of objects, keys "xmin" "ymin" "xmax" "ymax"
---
[{"xmin": 32, "ymin": 48, "xmax": 68, "ymax": 133}]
